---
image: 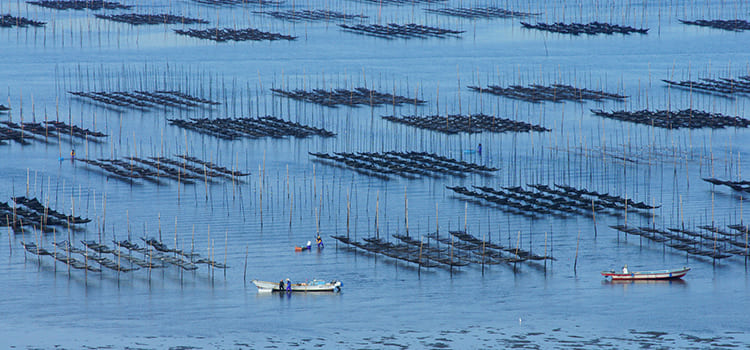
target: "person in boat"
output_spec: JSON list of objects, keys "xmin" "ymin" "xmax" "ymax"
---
[
  {"xmin": 478, "ymin": 143, "xmax": 482, "ymax": 154},
  {"xmin": 286, "ymin": 278, "xmax": 291, "ymax": 291},
  {"xmin": 70, "ymin": 149, "xmax": 76, "ymax": 159},
  {"xmin": 279, "ymin": 280, "xmax": 285, "ymax": 291},
  {"xmin": 316, "ymin": 234, "xmax": 323, "ymax": 248},
  {"xmin": 622, "ymin": 264, "xmax": 629, "ymax": 274},
  {"xmin": 306, "ymin": 241, "xmax": 312, "ymax": 250}
]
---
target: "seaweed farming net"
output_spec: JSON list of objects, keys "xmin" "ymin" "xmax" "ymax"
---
[
  {"xmin": 254, "ymin": 10, "xmax": 367, "ymax": 22},
  {"xmin": 68, "ymin": 90, "xmax": 219, "ymax": 111},
  {"xmin": 703, "ymin": 178, "xmax": 750, "ymax": 193},
  {"xmin": 354, "ymin": 0, "xmax": 444, "ymax": 5},
  {"xmin": 339, "ymin": 23, "xmax": 464, "ymax": 39},
  {"xmin": 426, "ymin": 7, "xmax": 537, "ymax": 19},
  {"xmin": 310, "ymin": 151, "xmax": 498, "ymax": 180},
  {"xmin": 663, "ymin": 75, "xmax": 750, "ymax": 96},
  {"xmin": 0, "ymin": 197, "xmax": 90, "ymax": 233},
  {"xmin": 680, "ymin": 19, "xmax": 750, "ymax": 32},
  {"xmin": 173, "ymin": 27, "xmax": 296, "ymax": 41},
  {"xmin": 26, "ymin": 0, "xmax": 132, "ymax": 10},
  {"xmin": 447, "ymin": 184, "xmax": 658, "ymax": 221},
  {"xmin": 468, "ymin": 83, "xmax": 626, "ymax": 103},
  {"xmin": 0, "ymin": 14, "xmax": 45, "ymax": 28},
  {"xmin": 74, "ymin": 155, "xmax": 250, "ymax": 185},
  {"xmin": 590, "ymin": 109, "xmax": 750, "ymax": 129},
  {"xmin": 382, "ymin": 113, "xmax": 549, "ymax": 134},
  {"xmin": 94, "ymin": 13, "xmax": 209, "ymax": 25},
  {"xmin": 520, "ymin": 21, "xmax": 648, "ymax": 35},
  {"xmin": 191, "ymin": 0, "xmax": 283, "ymax": 6},
  {"xmin": 0, "ymin": 120, "xmax": 107, "ymax": 146},
  {"xmin": 271, "ymin": 87, "xmax": 425, "ymax": 107},
  {"xmin": 168, "ymin": 116, "xmax": 335, "ymax": 140},
  {"xmin": 331, "ymin": 229, "xmax": 551, "ymax": 271},
  {"xmin": 609, "ymin": 224, "xmax": 746, "ymax": 260}
]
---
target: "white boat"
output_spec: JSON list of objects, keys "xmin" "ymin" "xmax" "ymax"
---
[
  {"xmin": 252, "ymin": 279, "xmax": 342, "ymax": 292},
  {"xmin": 601, "ymin": 266, "xmax": 690, "ymax": 281}
]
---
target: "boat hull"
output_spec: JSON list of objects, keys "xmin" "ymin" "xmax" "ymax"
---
[
  {"xmin": 601, "ymin": 267, "xmax": 690, "ymax": 281},
  {"xmin": 252, "ymin": 280, "xmax": 342, "ymax": 292}
]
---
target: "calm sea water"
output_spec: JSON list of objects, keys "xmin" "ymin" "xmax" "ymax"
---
[{"xmin": 2, "ymin": 0, "xmax": 750, "ymax": 348}]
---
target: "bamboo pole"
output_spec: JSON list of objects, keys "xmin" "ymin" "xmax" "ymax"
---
[
  {"xmin": 481, "ymin": 234, "xmax": 486, "ymax": 275},
  {"xmin": 460, "ymin": 201, "xmax": 467, "ymax": 233},
  {"xmin": 346, "ymin": 193, "xmax": 350, "ymax": 239},
  {"xmin": 20, "ymin": 219, "xmax": 26, "ymax": 260},
  {"xmin": 435, "ymin": 202, "xmax": 439, "ymax": 235},
  {"xmin": 102, "ymin": 193, "xmax": 107, "ymax": 239},
  {"xmin": 450, "ymin": 233, "xmax": 454, "ymax": 275},
  {"xmin": 745, "ymin": 224, "xmax": 748, "ymax": 267},
  {"xmin": 591, "ymin": 198, "xmax": 597, "ymax": 238},
  {"xmin": 375, "ymin": 191, "xmax": 379, "ymax": 238},
  {"xmin": 624, "ymin": 195, "xmax": 628, "ymax": 241},
  {"xmin": 204, "ymin": 165, "xmax": 209, "ymax": 201},
  {"xmin": 84, "ymin": 231, "xmax": 88, "ymax": 283},
  {"xmin": 53, "ymin": 227, "xmax": 56, "ymax": 271},
  {"xmin": 418, "ymin": 237, "xmax": 423, "ymax": 276},
  {"xmin": 573, "ymin": 230, "xmax": 581, "ymax": 273},
  {"xmin": 177, "ymin": 167, "xmax": 181, "ymax": 203},
  {"xmin": 404, "ymin": 188, "xmax": 408, "ymax": 236},
  {"xmin": 224, "ymin": 230, "xmax": 228, "ymax": 279},
  {"xmin": 289, "ymin": 192, "xmax": 293, "ymax": 228},
  {"xmin": 158, "ymin": 212, "xmax": 162, "ymax": 242},
  {"xmin": 66, "ymin": 218, "xmax": 70, "ymax": 275},
  {"xmin": 6, "ymin": 215, "xmax": 11, "ymax": 255},
  {"xmin": 544, "ymin": 232, "xmax": 548, "ymax": 272},
  {"xmin": 207, "ymin": 225, "xmax": 211, "ymax": 277}
]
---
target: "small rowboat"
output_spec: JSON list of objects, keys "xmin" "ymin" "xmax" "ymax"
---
[
  {"xmin": 294, "ymin": 241, "xmax": 313, "ymax": 251},
  {"xmin": 601, "ymin": 266, "xmax": 690, "ymax": 281},
  {"xmin": 252, "ymin": 279, "xmax": 343, "ymax": 292}
]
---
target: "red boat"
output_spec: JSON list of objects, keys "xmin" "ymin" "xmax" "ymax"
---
[{"xmin": 601, "ymin": 265, "xmax": 690, "ymax": 281}]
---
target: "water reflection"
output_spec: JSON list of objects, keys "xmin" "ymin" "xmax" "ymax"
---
[
  {"xmin": 602, "ymin": 279, "xmax": 687, "ymax": 287},
  {"xmin": 252, "ymin": 290, "xmax": 342, "ymax": 300}
]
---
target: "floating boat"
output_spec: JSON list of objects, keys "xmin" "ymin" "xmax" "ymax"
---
[
  {"xmin": 252, "ymin": 279, "xmax": 342, "ymax": 292},
  {"xmin": 601, "ymin": 266, "xmax": 690, "ymax": 281},
  {"xmin": 294, "ymin": 240, "xmax": 313, "ymax": 252}
]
